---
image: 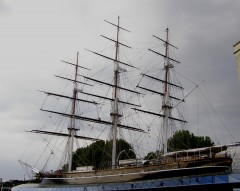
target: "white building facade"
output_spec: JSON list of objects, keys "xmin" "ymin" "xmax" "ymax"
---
[{"xmin": 233, "ymin": 41, "xmax": 240, "ymax": 81}]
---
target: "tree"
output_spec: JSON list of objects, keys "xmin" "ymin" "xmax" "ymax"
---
[
  {"xmin": 167, "ymin": 130, "xmax": 214, "ymax": 152},
  {"xmin": 72, "ymin": 139, "xmax": 135, "ymax": 170},
  {"xmin": 144, "ymin": 150, "xmax": 161, "ymax": 160}
]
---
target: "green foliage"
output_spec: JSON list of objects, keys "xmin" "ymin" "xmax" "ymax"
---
[
  {"xmin": 167, "ymin": 130, "xmax": 214, "ymax": 152},
  {"xmin": 144, "ymin": 150, "xmax": 161, "ymax": 160},
  {"xmin": 61, "ymin": 164, "xmax": 68, "ymax": 172},
  {"xmin": 72, "ymin": 139, "xmax": 135, "ymax": 170}
]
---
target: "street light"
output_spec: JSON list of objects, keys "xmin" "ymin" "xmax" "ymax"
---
[
  {"xmin": 128, "ymin": 149, "xmax": 139, "ymax": 166},
  {"xmin": 116, "ymin": 150, "xmax": 126, "ymax": 168}
]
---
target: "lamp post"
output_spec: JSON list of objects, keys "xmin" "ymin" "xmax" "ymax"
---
[
  {"xmin": 129, "ymin": 149, "xmax": 139, "ymax": 166},
  {"xmin": 116, "ymin": 150, "xmax": 126, "ymax": 168}
]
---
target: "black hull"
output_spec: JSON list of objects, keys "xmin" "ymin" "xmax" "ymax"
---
[
  {"xmin": 38, "ymin": 157, "xmax": 232, "ymax": 186},
  {"xmin": 136, "ymin": 166, "xmax": 230, "ymax": 181}
]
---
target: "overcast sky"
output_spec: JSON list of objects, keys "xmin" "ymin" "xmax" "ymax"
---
[{"xmin": 0, "ymin": 0, "xmax": 240, "ymax": 181}]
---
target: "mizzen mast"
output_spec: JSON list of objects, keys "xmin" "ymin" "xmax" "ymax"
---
[{"xmin": 30, "ymin": 52, "xmax": 101, "ymax": 172}]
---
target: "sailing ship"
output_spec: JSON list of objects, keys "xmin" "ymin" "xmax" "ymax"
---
[{"xmin": 19, "ymin": 17, "xmax": 234, "ymax": 186}]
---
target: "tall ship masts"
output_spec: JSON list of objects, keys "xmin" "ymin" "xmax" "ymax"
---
[
  {"xmin": 139, "ymin": 28, "xmax": 182, "ymax": 155},
  {"xmin": 18, "ymin": 19, "xmax": 235, "ymax": 188},
  {"xmin": 85, "ymin": 16, "xmax": 134, "ymax": 169},
  {"xmin": 68, "ymin": 52, "xmax": 79, "ymax": 172},
  {"xmin": 111, "ymin": 16, "xmax": 121, "ymax": 169},
  {"xmin": 162, "ymin": 28, "xmax": 172, "ymax": 155}
]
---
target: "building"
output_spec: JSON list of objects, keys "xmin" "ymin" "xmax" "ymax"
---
[{"xmin": 233, "ymin": 41, "xmax": 240, "ymax": 81}]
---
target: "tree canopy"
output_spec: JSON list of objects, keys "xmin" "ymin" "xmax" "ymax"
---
[
  {"xmin": 144, "ymin": 130, "xmax": 214, "ymax": 159},
  {"xmin": 72, "ymin": 139, "xmax": 135, "ymax": 170},
  {"xmin": 167, "ymin": 130, "xmax": 214, "ymax": 152},
  {"xmin": 144, "ymin": 150, "xmax": 161, "ymax": 160}
]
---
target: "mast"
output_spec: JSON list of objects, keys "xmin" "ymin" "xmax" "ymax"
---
[
  {"xmin": 111, "ymin": 16, "xmax": 120, "ymax": 169},
  {"xmin": 85, "ymin": 17, "xmax": 133, "ymax": 169},
  {"xmin": 30, "ymin": 35, "xmax": 143, "ymax": 171},
  {"xmin": 136, "ymin": 28, "xmax": 183, "ymax": 155},
  {"xmin": 162, "ymin": 28, "xmax": 172, "ymax": 155},
  {"xmin": 68, "ymin": 52, "xmax": 79, "ymax": 172}
]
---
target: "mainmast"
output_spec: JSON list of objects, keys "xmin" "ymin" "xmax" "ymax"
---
[{"xmin": 85, "ymin": 17, "xmax": 136, "ymax": 169}]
